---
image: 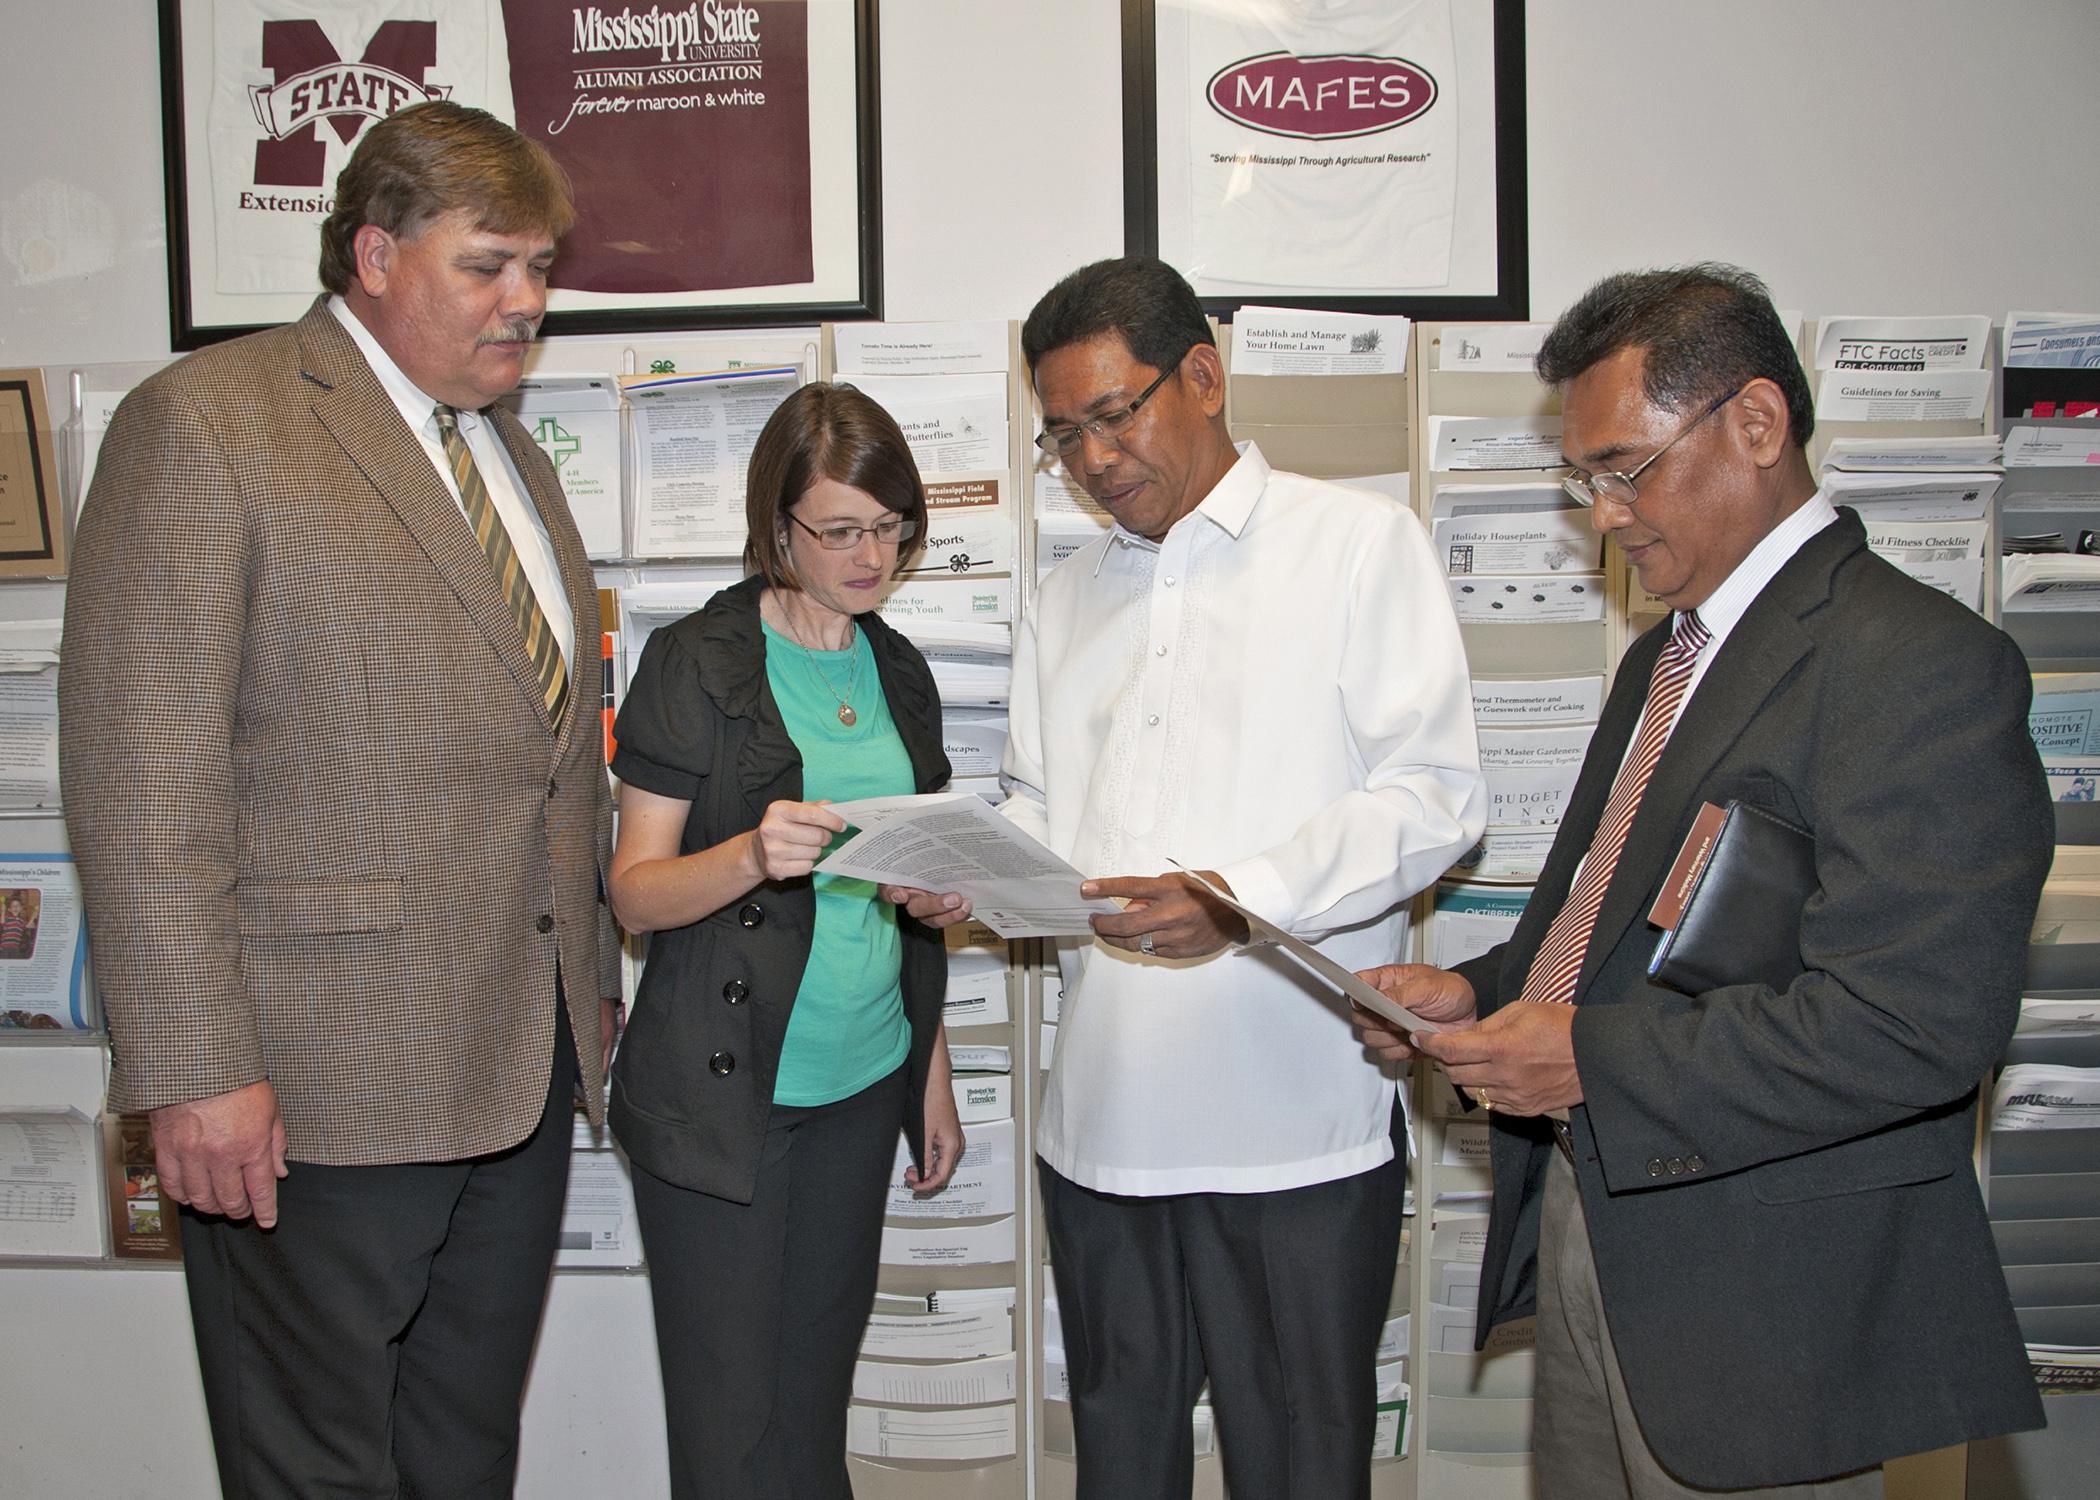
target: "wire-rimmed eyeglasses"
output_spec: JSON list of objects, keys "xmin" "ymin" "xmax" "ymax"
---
[
  {"xmin": 1561, "ymin": 386, "xmax": 1742, "ymax": 508},
  {"xmin": 1034, "ymin": 354, "xmax": 1186, "ymax": 457},
  {"xmin": 785, "ymin": 512, "xmax": 918, "ymax": 550}
]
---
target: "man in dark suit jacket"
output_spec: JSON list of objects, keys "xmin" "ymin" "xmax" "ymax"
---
[
  {"xmin": 60, "ymin": 103, "xmax": 618, "ymax": 1498},
  {"xmin": 1358, "ymin": 264, "xmax": 2049, "ymax": 1496}
]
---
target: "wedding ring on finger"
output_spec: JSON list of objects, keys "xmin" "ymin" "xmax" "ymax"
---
[
  {"xmin": 1473, "ymin": 1088, "xmax": 1494, "ymax": 1112},
  {"xmin": 1139, "ymin": 933, "xmax": 1157, "ymax": 956}
]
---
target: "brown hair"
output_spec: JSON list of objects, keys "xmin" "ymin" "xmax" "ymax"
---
[
  {"xmin": 318, "ymin": 101, "xmax": 575, "ymax": 295},
  {"xmin": 744, "ymin": 383, "xmax": 930, "ymax": 588}
]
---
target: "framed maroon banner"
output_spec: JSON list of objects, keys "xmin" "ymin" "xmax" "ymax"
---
[
  {"xmin": 1122, "ymin": 0, "xmax": 1527, "ymax": 320},
  {"xmin": 159, "ymin": 0, "xmax": 882, "ymax": 348}
]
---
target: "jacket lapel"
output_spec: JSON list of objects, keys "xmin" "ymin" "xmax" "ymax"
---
[
  {"xmin": 1575, "ymin": 513, "xmax": 1860, "ymax": 998},
  {"xmin": 296, "ymin": 303, "xmax": 557, "ymax": 740}
]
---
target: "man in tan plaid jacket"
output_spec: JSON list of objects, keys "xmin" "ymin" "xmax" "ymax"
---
[{"xmin": 59, "ymin": 102, "xmax": 619, "ymax": 1498}]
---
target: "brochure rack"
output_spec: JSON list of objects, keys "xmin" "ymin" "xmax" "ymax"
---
[{"xmin": 6, "ymin": 316, "xmax": 2056, "ymax": 1499}]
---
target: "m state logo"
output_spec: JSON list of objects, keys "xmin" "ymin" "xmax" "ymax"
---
[
  {"xmin": 248, "ymin": 19, "xmax": 451, "ymax": 187},
  {"xmin": 1207, "ymin": 53, "xmax": 1437, "ymax": 141}
]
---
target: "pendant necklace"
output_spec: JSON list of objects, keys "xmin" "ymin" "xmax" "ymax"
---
[{"xmin": 799, "ymin": 633, "xmax": 863, "ymax": 727}]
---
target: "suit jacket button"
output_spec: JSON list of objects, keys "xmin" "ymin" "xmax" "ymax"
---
[
  {"xmin": 536, "ymin": 914, "xmax": 555, "ymax": 934},
  {"xmin": 708, "ymin": 1051, "xmax": 735, "ymax": 1076},
  {"xmin": 1667, "ymin": 1157, "xmax": 1685, "ymax": 1175},
  {"xmin": 738, "ymin": 902, "xmax": 764, "ymax": 929},
  {"xmin": 1647, "ymin": 1158, "xmax": 1664, "ymax": 1177},
  {"xmin": 1686, "ymin": 1154, "xmax": 1705, "ymax": 1173},
  {"xmin": 722, "ymin": 978, "xmax": 748, "ymax": 1004}
]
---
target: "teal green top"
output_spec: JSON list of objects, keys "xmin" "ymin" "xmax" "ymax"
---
[{"xmin": 763, "ymin": 620, "xmax": 913, "ymax": 1106}]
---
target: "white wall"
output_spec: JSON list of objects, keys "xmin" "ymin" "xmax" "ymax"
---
[{"xmin": 5, "ymin": 0, "xmax": 2098, "ymax": 369}]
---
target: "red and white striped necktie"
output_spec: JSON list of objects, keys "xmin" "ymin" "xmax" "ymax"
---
[{"xmin": 1518, "ymin": 609, "xmax": 1710, "ymax": 1007}]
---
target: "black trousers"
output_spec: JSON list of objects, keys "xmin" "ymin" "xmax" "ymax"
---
[
  {"xmin": 630, "ymin": 1065, "xmax": 908, "ymax": 1500},
  {"xmin": 179, "ymin": 1004, "xmax": 579, "ymax": 1500},
  {"xmin": 1040, "ymin": 1142, "xmax": 1406, "ymax": 1500}
]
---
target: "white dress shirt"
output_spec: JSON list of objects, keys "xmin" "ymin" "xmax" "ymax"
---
[
  {"xmin": 1006, "ymin": 444, "xmax": 1487, "ymax": 1195},
  {"xmin": 327, "ymin": 296, "xmax": 573, "ymax": 670}
]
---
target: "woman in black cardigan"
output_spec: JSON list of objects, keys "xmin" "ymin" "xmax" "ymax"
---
[{"xmin": 607, "ymin": 383, "xmax": 959, "ymax": 1499}]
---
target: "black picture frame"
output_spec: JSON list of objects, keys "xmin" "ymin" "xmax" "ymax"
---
[
  {"xmin": 159, "ymin": 0, "xmax": 883, "ymax": 350},
  {"xmin": 1121, "ymin": 0, "xmax": 1528, "ymax": 321}
]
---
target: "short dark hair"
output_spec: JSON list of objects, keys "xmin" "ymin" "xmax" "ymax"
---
[
  {"xmin": 744, "ymin": 383, "xmax": 929, "ymax": 588},
  {"xmin": 1021, "ymin": 256, "xmax": 1214, "ymax": 378},
  {"xmin": 1535, "ymin": 263, "xmax": 1814, "ymax": 449},
  {"xmin": 319, "ymin": 101, "xmax": 575, "ymax": 295}
]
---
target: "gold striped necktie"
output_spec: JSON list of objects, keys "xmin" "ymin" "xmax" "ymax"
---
[{"xmin": 434, "ymin": 405, "xmax": 569, "ymax": 728}]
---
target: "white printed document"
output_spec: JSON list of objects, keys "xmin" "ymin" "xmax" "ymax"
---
[
  {"xmin": 1435, "ymin": 323, "xmax": 1553, "ymax": 373},
  {"xmin": 1448, "ymin": 573, "xmax": 1605, "ymax": 624},
  {"xmin": 832, "ymin": 320, "xmax": 1010, "ymax": 376},
  {"xmin": 1859, "ymin": 519, "xmax": 1986, "ymax": 608},
  {"xmin": 1814, "ymin": 315, "xmax": 1990, "ymax": 371},
  {"xmin": 1470, "ymin": 675, "xmax": 1603, "ymax": 726},
  {"xmin": 1229, "ymin": 306, "xmax": 1410, "ymax": 376},
  {"xmin": 1480, "ymin": 725, "xmax": 1592, "ymax": 829},
  {"xmin": 1428, "ymin": 415, "xmax": 1563, "ymax": 472},
  {"xmin": 900, "ymin": 478, "xmax": 1012, "ymax": 579},
  {"xmin": 1813, "ymin": 369, "xmax": 1992, "ymax": 423},
  {"xmin": 2003, "ymin": 425, "xmax": 2100, "ymax": 469},
  {"xmin": 884, "ymin": 1117, "xmax": 1016, "ymax": 1222},
  {"xmin": 1993, "ymin": 1065, "xmax": 2100, "ymax": 1129},
  {"xmin": 2005, "ymin": 555, "xmax": 2100, "ymax": 611},
  {"xmin": 2006, "ymin": 313, "xmax": 2100, "ymax": 368},
  {"xmin": 622, "ymin": 367, "xmax": 801, "ymax": 558},
  {"xmin": 878, "ymin": 1216, "xmax": 1015, "ymax": 1268},
  {"xmin": 1822, "ymin": 470, "xmax": 1998, "ymax": 522},
  {"xmin": 859, "ymin": 1304, "xmax": 1014, "ymax": 1361},
  {"xmin": 502, "ymin": 374, "xmax": 623, "ymax": 559},
  {"xmin": 0, "ymin": 1108, "xmax": 100, "ymax": 1257},
  {"xmin": 1430, "ymin": 485, "xmax": 1601, "ymax": 575},
  {"xmin": 1819, "ymin": 435, "xmax": 2002, "ymax": 472},
  {"xmin": 851, "ymin": 1353, "xmax": 1016, "ymax": 1406},
  {"xmin": 846, "ymin": 1404, "xmax": 1016, "ymax": 1461},
  {"xmin": 848, "ymin": 373, "xmax": 1010, "ymax": 476},
  {"xmin": 1450, "ymin": 828, "xmax": 1557, "ymax": 884},
  {"xmin": 820, "ymin": 793, "xmax": 1120, "ymax": 938}
]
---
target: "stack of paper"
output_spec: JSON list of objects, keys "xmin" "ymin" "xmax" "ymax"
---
[
  {"xmin": 621, "ymin": 367, "xmax": 803, "ymax": 559},
  {"xmin": 1423, "ymin": 883, "xmax": 1530, "ymax": 967},
  {"xmin": 1812, "ymin": 315, "xmax": 1992, "ymax": 423},
  {"xmin": 1992, "ymin": 1064, "xmax": 2100, "ymax": 1129},
  {"xmin": 837, "ymin": 322, "xmax": 1019, "ymax": 626},
  {"xmin": 2005, "ymin": 554, "xmax": 2100, "ymax": 613},
  {"xmin": 501, "ymin": 373, "xmax": 623, "ymax": 558},
  {"xmin": 1826, "ymin": 469, "xmax": 1996, "ymax": 610}
]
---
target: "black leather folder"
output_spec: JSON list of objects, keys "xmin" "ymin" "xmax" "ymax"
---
[{"xmin": 1647, "ymin": 799, "xmax": 1816, "ymax": 995}]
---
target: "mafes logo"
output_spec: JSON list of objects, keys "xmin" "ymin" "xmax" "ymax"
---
[
  {"xmin": 1208, "ymin": 52, "xmax": 1436, "ymax": 140},
  {"xmin": 248, "ymin": 19, "xmax": 451, "ymax": 187}
]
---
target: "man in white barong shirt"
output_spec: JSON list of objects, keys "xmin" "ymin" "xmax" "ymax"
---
[{"xmin": 895, "ymin": 256, "xmax": 1485, "ymax": 1500}]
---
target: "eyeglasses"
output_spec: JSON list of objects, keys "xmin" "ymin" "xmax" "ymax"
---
[
  {"xmin": 1561, "ymin": 386, "xmax": 1741, "ymax": 508},
  {"xmin": 1034, "ymin": 354, "xmax": 1185, "ymax": 457},
  {"xmin": 785, "ymin": 512, "xmax": 918, "ymax": 550}
]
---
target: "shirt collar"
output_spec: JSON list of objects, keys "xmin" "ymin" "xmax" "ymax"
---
[
  {"xmin": 326, "ymin": 294, "xmax": 457, "ymax": 439},
  {"xmin": 1105, "ymin": 441, "xmax": 1270, "ymax": 558},
  {"xmin": 1692, "ymin": 488, "xmax": 1841, "ymax": 643}
]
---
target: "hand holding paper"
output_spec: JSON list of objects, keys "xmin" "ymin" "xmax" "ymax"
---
[
  {"xmin": 1084, "ymin": 871, "xmax": 1249, "ymax": 959},
  {"xmin": 820, "ymin": 793, "xmax": 1121, "ymax": 938},
  {"xmin": 1413, "ymin": 1002, "xmax": 1582, "ymax": 1118},
  {"xmin": 1349, "ymin": 964, "xmax": 1480, "ymax": 1060},
  {"xmin": 1170, "ymin": 867, "xmax": 1449, "ymax": 1036}
]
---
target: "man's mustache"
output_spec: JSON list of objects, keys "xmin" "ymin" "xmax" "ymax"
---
[{"xmin": 479, "ymin": 317, "xmax": 539, "ymax": 346}]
